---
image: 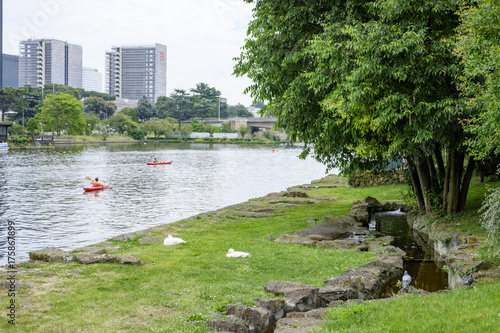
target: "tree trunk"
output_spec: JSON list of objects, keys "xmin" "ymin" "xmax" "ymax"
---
[
  {"xmin": 415, "ymin": 155, "xmax": 432, "ymax": 214},
  {"xmin": 426, "ymin": 155, "xmax": 437, "ymax": 179},
  {"xmin": 445, "ymin": 148, "xmax": 461, "ymax": 216},
  {"xmin": 442, "ymin": 148, "xmax": 451, "ymax": 214},
  {"xmin": 407, "ymin": 159, "xmax": 425, "ymax": 212},
  {"xmin": 434, "ymin": 144, "xmax": 445, "ymax": 178},
  {"xmin": 458, "ymin": 157, "xmax": 475, "ymax": 212}
]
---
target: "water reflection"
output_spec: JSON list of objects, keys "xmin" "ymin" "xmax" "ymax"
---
[
  {"xmin": 0, "ymin": 143, "xmax": 330, "ymax": 265},
  {"xmin": 369, "ymin": 211, "xmax": 448, "ymax": 297}
]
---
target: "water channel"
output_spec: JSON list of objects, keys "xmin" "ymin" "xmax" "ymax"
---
[
  {"xmin": 0, "ymin": 143, "xmax": 331, "ymax": 266},
  {"xmin": 369, "ymin": 211, "xmax": 449, "ymax": 296}
]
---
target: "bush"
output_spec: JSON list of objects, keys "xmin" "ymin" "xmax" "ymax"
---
[
  {"xmin": 480, "ymin": 187, "xmax": 500, "ymax": 258},
  {"xmin": 128, "ymin": 127, "xmax": 147, "ymax": 140},
  {"xmin": 13, "ymin": 137, "xmax": 29, "ymax": 144}
]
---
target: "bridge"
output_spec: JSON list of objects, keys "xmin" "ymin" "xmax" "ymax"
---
[{"xmin": 194, "ymin": 117, "xmax": 278, "ymax": 132}]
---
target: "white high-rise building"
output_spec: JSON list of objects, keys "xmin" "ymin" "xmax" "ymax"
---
[
  {"xmin": 105, "ymin": 43, "xmax": 166, "ymax": 103},
  {"xmin": 18, "ymin": 38, "xmax": 82, "ymax": 88},
  {"xmin": 82, "ymin": 67, "xmax": 103, "ymax": 92}
]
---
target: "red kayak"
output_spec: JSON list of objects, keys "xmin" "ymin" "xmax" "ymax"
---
[
  {"xmin": 147, "ymin": 161, "xmax": 172, "ymax": 165},
  {"xmin": 84, "ymin": 182, "xmax": 111, "ymax": 192}
]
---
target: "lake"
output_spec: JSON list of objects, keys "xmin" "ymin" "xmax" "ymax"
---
[{"xmin": 0, "ymin": 142, "xmax": 332, "ymax": 265}]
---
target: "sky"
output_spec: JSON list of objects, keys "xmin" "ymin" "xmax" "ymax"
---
[{"xmin": 2, "ymin": 0, "xmax": 256, "ymax": 106}]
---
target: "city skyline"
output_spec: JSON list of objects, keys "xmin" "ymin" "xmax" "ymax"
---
[{"xmin": 2, "ymin": 0, "xmax": 256, "ymax": 106}]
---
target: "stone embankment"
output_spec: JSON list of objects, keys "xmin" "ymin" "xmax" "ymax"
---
[{"xmin": 351, "ymin": 169, "xmax": 408, "ymax": 187}]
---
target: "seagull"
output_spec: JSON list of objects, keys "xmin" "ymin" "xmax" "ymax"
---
[
  {"xmin": 464, "ymin": 273, "xmax": 473, "ymax": 286},
  {"xmin": 402, "ymin": 270, "xmax": 411, "ymax": 292},
  {"xmin": 163, "ymin": 235, "xmax": 186, "ymax": 246},
  {"xmin": 226, "ymin": 248, "xmax": 251, "ymax": 258}
]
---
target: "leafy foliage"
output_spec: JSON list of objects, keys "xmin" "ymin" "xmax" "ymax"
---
[
  {"xmin": 479, "ymin": 187, "xmax": 500, "ymax": 257},
  {"xmin": 235, "ymin": 0, "xmax": 477, "ymax": 215},
  {"xmin": 455, "ymin": 0, "xmax": 500, "ymax": 160},
  {"xmin": 39, "ymin": 93, "xmax": 86, "ymax": 135}
]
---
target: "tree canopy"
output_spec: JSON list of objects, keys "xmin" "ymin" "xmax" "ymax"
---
[
  {"xmin": 235, "ymin": 0, "xmax": 479, "ymax": 216},
  {"xmin": 39, "ymin": 93, "xmax": 86, "ymax": 135},
  {"xmin": 455, "ymin": 0, "xmax": 500, "ymax": 160}
]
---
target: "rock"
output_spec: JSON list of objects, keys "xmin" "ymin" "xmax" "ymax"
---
[
  {"xmin": 356, "ymin": 243, "xmax": 369, "ymax": 252},
  {"xmin": 283, "ymin": 287, "xmax": 322, "ymax": 313},
  {"xmin": 348, "ymin": 205, "xmax": 370, "ymax": 224},
  {"xmin": 254, "ymin": 298, "xmax": 286, "ymax": 322},
  {"xmin": 294, "ymin": 222, "xmax": 349, "ymax": 241},
  {"xmin": 318, "ymin": 286, "xmax": 357, "ymax": 302},
  {"xmin": 264, "ymin": 281, "xmax": 315, "ymax": 296},
  {"xmin": 74, "ymin": 253, "xmax": 142, "ymax": 265},
  {"xmin": 205, "ymin": 318, "xmax": 248, "ymax": 333},
  {"xmin": 138, "ymin": 237, "xmax": 163, "ymax": 244},
  {"xmin": 286, "ymin": 190, "xmax": 309, "ymax": 198},
  {"xmin": 226, "ymin": 303, "xmax": 273, "ymax": 333},
  {"xmin": 274, "ymin": 235, "xmax": 317, "ymax": 246},
  {"xmin": 1, "ymin": 280, "xmax": 30, "ymax": 289},
  {"xmin": 323, "ymin": 257, "xmax": 403, "ymax": 300},
  {"xmin": 111, "ymin": 233, "xmax": 137, "ymax": 241},
  {"xmin": 29, "ymin": 247, "xmax": 74, "ymax": 263}
]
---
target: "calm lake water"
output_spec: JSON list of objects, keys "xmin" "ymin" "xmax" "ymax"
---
[{"xmin": 0, "ymin": 142, "xmax": 331, "ymax": 265}]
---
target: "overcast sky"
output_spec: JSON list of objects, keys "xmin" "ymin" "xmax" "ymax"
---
[{"xmin": 3, "ymin": 0, "xmax": 256, "ymax": 106}]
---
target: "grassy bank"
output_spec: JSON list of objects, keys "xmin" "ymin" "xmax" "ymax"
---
[{"xmin": 1, "ymin": 176, "xmax": 499, "ymax": 332}]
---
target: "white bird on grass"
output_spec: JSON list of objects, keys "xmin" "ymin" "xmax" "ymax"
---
[
  {"xmin": 402, "ymin": 270, "xmax": 411, "ymax": 292},
  {"xmin": 163, "ymin": 235, "xmax": 186, "ymax": 246},
  {"xmin": 226, "ymin": 248, "xmax": 251, "ymax": 258}
]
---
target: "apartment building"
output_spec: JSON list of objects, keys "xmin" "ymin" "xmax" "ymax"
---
[
  {"xmin": 82, "ymin": 67, "xmax": 103, "ymax": 93},
  {"xmin": 105, "ymin": 43, "xmax": 166, "ymax": 103},
  {"xmin": 18, "ymin": 38, "xmax": 82, "ymax": 88}
]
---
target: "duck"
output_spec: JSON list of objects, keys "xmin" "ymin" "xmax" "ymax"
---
[
  {"xmin": 163, "ymin": 235, "xmax": 186, "ymax": 246},
  {"xmin": 226, "ymin": 248, "xmax": 251, "ymax": 258}
]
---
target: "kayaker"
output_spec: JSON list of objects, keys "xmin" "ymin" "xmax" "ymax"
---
[
  {"xmin": 91, "ymin": 177, "xmax": 102, "ymax": 187},
  {"xmin": 154, "ymin": 157, "xmax": 159, "ymax": 163}
]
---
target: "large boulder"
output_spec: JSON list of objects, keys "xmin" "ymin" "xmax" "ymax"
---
[
  {"xmin": 226, "ymin": 303, "xmax": 273, "ymax": 333},
  {"xmin": 29, "ymin": 247, "xmax": 74, "ymax": 263}
]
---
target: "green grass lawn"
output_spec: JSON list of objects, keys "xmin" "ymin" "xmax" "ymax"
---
[{"xmin": 2, "ymin": 176, "xmax": 499, "ymax": 332}]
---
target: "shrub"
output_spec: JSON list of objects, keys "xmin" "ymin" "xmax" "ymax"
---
[{"xmin": 479, "ymin": 187, "xmax": 500, "ymax": 258}]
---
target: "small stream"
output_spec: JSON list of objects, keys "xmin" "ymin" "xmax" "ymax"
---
[{"xmin": 367, "ymin": 211, "xmax": 449, "ymax": 297}]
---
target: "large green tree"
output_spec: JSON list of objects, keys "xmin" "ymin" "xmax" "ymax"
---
[
  {"xmin": 235, "ymin": 0, "xmax": 476, "ymax": 216},
  {"xmin": 39, "ymin": 93, "xmax": 86, "ymax": 135},
  {"xmin": 455, "ymin": 0, "xmax": 500, "ymax": 160}
]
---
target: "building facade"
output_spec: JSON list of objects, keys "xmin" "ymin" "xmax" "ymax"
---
[
  {"xmin": 2, "ymin": 54, "xmax": 19, "ymax": 88},
  {"xmin": 82, "ymin": 67, "xmax": 103, "ymax": 92},
  {"xmin": 18, "ymin": 39, "xmax": 82, "ymax": 88},
  {"xmin": 105, "ymin": 43, "xmax": 166, "ymax": 103}
]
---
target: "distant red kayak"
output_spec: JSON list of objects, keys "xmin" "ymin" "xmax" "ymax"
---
[
  {"xmin": 147, "ymin": 161, "xmax": 172, "ymax": 165},
  {"xmin": 84, "ymin": 182, "xmax": 111, "ymax": 192}
]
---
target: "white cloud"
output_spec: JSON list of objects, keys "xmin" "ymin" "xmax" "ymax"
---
[{"xmin": 3, "ymin": 0, "xmax": 256, "ymax": 106}]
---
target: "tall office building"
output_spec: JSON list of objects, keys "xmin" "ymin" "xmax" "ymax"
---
[
  {"xmin": 18, "ymin": 38, "xmax": 82, "ymax": 88},
  {"xmin": 105, "ymin": 43, "xmax": 166, "ymax": 103},
  {"xmin": 82, "ymin": 67, "xmax": 103, "ymax": 92},
  {"xmin": 2, "ymin": 54, "xmax": 19, "ymax": 88}
]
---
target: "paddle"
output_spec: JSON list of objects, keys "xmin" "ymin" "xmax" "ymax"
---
[{"xmin": 85, "ymin": 176, "xmax": 104, "ymax": 186}]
